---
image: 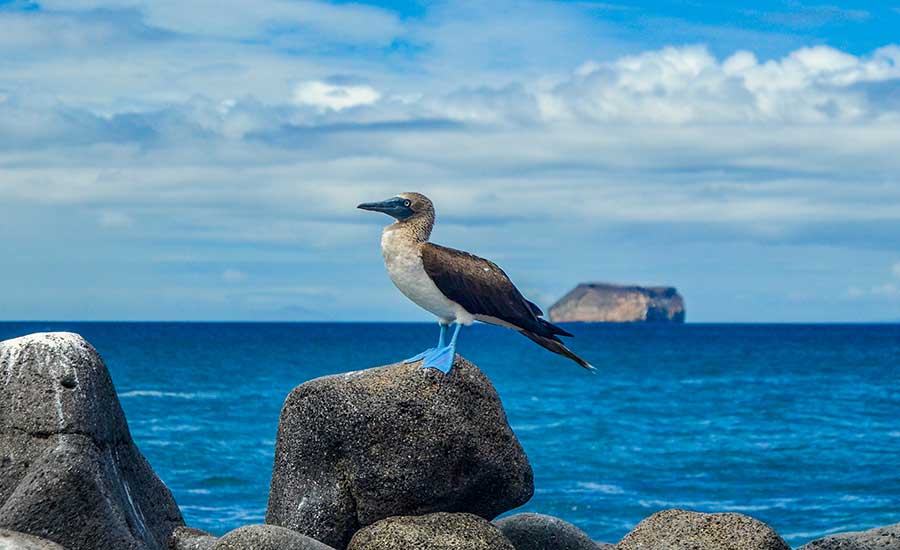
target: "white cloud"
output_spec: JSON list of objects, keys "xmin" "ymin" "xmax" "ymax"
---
[
  {"xmin": 292, "ymin": 81, "xmax": 381, "ymax": 111},
  {"xmin": 0, "ymin": 9, "xmax": 168, "ymax": 62},
  {"xmin": 872, "ymin": 283, "xmax": 900, "ymax": 297},
  {"xmin": 844, "ymin": 263, "xmax": 900, "ymax": 301},
  {"xmin": 34, "ymin": 0, "xmax": 403, "ymax": 44},
  {"xmin": 97, "ymin": 210, "xmax": 134, "ymax": 229},
  {"xmin": 846, "ymin": 286, "xmax": 865, "ymax": 299},
  {"xmin": 406, "ymin": 0, "xmax": 617, "ymax": 85},
  {"xmin": 1, "ymin": 0, "xmax": 899, "ymax": 321},
  {"xmin": 753, "ymin": 5, "xmax": 870, "ymax": 28},
  {"xmin": 536, "ymin": 45, "xmax": 900, "ymax": 124},
  {"xmin": 222, "ymin": 269, "xmax": 248, "ymax": 283}
]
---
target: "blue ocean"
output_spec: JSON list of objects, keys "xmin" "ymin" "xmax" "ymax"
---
[{"xmin": 1, "ymin": 322, "xmax": 898, "ymax": 547}]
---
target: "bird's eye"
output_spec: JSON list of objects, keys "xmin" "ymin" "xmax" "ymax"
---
[{"xmin": 403, "ymin": 200, "xmax": 411, "ymax": 207}]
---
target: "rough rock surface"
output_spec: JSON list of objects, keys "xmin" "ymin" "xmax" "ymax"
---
[
  {"xmin": 266, "ymin": 356, "xmax": 533, "ymax": 549},
  {"xmin": 0, "ymin": 529, "xmax": 65, "ymax": 549},
  {"xmin": 0, "ymin": 332, "xmax": 184, "ymax": 550},
  {"xmin": 348, "ymin": 512, "xmax": 515, "ymax": 550},
  {"xmin": 495, "ymin": 513, "xmax": 611, "ymax": 549},
  {"xmin": 549, "ymin": 283, "xmax": 685, "ymax": 323},
  {"xmin": 616, "ymin": 509, "xmax": 789, "ymax": 550},
  {"xmin": 799, "ymin": 523, "xmax": 900, "ymax": 550},
  {"xmin": 213, "ymin": 525, "xmax": 334, "ymax": 550},
  {"xmin": 169, "ymin": 526, "xmax": 217, "ymax": 550}
]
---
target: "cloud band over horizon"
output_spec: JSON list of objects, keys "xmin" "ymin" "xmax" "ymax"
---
[{"xmin": 1, "ymin": 1, "xmax": 899, "ymax": 322}]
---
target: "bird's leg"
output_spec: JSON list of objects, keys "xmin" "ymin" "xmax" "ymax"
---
[
  {"xmin": 449, "ymin": 322, "xmax": 461, "ymax": 347},
  {"xmin": 404, "ymin": 323, "xmax": 447, "ymax": 364},
  {"xmin": 437, "ymin": 322, "xmax": 447, "ymax": 347},
  {"xmin": 420, "ymin": 323, "xmax": 461, "ymax": 374}
]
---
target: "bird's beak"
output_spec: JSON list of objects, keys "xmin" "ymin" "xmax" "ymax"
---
[
  {"xmin": 357, "ymin": 199, "xmax": 396, "ymax": 214},
  {"xmin": 357, "ymin": 196, "xmax": 414, "ymax": 220}
]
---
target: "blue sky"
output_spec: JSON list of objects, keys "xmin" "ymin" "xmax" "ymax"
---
[{"xmin": 1, "ymin": 0, "xmax": 899, "ymax": 322}]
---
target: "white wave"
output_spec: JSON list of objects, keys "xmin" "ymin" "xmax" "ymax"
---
[
  {"xmin": 150, "ymin": 424, "xmax": 202, "ymax": 433},
  {"xmin": 119, "ymin": 390, "xmax": 219, "ymax": 400},
  {"xmin": 781, "ymin": 524, "xmax": 857, "ymax": 540},
  {"xmin": 575, "ymin": 482, "xmax": 626, "ymax": 494},
  {"xmin": 178, "ymin": 505, "xmax": 264, "ymax": 523},
  {"xmin": 638, "ymin": 498, "xmax": 796, "ymax": 512},
  {"xmin": 512, "ymin": 421, "xmax": 565, "ymax": 432}
]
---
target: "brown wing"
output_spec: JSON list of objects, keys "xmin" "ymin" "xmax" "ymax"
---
[
  {"xmin": 421, "ymin": 243, "xmax": 543, "ymax": 332},
  {"xmin": 421, "ymin": 243, "xmax": 590, "ymax": 370}
]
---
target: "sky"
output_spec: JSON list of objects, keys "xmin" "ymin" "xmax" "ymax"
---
[{"xmin": 1, "ymin": 0, "xmax": 899, "ymax": 322}]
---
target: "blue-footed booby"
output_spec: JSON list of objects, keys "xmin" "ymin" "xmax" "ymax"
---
[{"xmin": 358, "ymin": 192, "xmax": 593, "ymax": 373}]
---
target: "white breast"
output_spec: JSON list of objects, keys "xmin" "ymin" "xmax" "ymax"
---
[{"xmin": 381, "ymin": 229, "xmax": 473, "ymax": 324}]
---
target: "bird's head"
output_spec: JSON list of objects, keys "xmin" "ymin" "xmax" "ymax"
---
[{"xmin": 357, "ymin": 192, "xmax": 433, "ymax": 222}]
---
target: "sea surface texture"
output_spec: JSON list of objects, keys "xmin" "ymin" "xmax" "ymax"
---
[{"xmin": 1, "ymin": 322, "xmax": 898, "ymax": 546}]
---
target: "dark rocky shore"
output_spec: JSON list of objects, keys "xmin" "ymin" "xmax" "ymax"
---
[{"xmin": 1, "ymin": 332, "xmax": 895, "ymax": 549}]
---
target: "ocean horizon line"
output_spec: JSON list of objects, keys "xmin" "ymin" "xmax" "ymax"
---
[{"xmin": 1, "ymin": 320, "xmax": 897, "ymax": 326}]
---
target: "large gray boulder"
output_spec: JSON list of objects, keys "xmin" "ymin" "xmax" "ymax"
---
[
  {"xmin": 0, "ymin": 333, "xmax": 183, "ymax": 550},
  {"xmin": 0, "ymin": 529, "xmax": 65, "ymax": 549},
  {"xmin": 616, "ymin": 509, "xmax": 789, "ymax": 550},
  {"xmin": 213, "ymin": 525, "xmax": 335, "ymax": 550},
  {"xmin": 799, "ymin": 523, "xmax": 900, "ymax": 550},
  {"xmin": 347, "ymin": 512, "xmax": 515, "ymax": 550},
  {"xmin": 266, "ymin": 356, "xmax": 533, "ymax": 549},
  {"xmin": 495, "ymin": 513, "xmax": 611, "ymax": 549}
]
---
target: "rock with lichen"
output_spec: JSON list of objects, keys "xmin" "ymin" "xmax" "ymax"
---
[
  {"xmin": 798, "ymin": 522, "xmax": 900, "ymax": 550},
  {"xmin": 616, "ymin": 509, "xmax": 789, "ymax": 550},
  {"xmin": 213, "ymin": 525, "xmax": 334, "ymax": 550},
  {"xmin": 0, "ymin": 332, "xmax": 183, "ymax": 550},
  {"xmin": 169, "ymin": 526, "xmax": 218, "ymax": 550},
  {"xmin": 0, "ymin": 529, "xmax": 65, "ymax": 549},
  {"xmin": 266, "ymin": 356, "xmax": 533, "ymax": 549},
  {"xmin": 347, "ymin": 512, "xmax": 515, "ymax": 550},
  {"xmin": 495, "ymin": 513, "xmax": 612, "ymax": 549}
]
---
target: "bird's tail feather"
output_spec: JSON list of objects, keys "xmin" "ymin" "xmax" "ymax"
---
[
  {"xmin": 519, "ymin": 330, "xmax": 595, "ymax": 371},
  {"xmin": 537, "ymin": 318, "xmax": 573, "ymax": 338}
]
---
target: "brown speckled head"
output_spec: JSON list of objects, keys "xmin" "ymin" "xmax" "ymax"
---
[
  {"xmin": 396, "ymin": 192, "xmax": 434, "ymax": 220},
  {"xmin": 357, "ymin": 192, "xmax": 436, "ymax": 241},
  {"xmin": 394, "ymin": 192, "xmax": 435, "ymax": 241}
]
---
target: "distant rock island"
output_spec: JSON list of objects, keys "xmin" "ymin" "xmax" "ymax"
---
[{"xmin": 549, "ymin": 283, "xmax": 686, "ymax": 323}]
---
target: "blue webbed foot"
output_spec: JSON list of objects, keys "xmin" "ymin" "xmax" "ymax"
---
[
  {"xmin": 404, "ymin": 322, "xmax": 459, "ymax": 373},
  {"xmin": 403, "ymin": 348, "xmax": 435, "ymax": 364},
  {"xmin": 420, "ymin": 345, "xmax": 455, "ymax": 373}
]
